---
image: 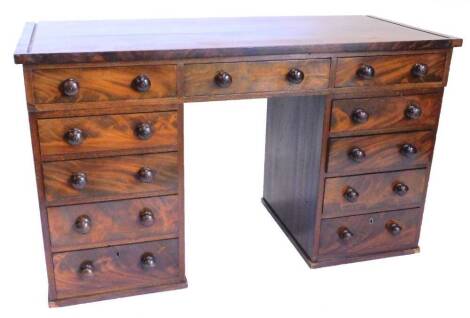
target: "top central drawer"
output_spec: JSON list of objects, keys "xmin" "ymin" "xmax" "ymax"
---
[
  {"xmin": 32, "ymin": 65, "xmax": 177, "ymax": 104},
  {"xmin": 183, "ymin": 59, "xmax": 330, "ymax": 97}
]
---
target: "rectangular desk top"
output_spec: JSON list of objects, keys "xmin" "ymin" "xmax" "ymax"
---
[{"xmin": 14, "ymin": 16, "xmax": 462, "ymax": 65}]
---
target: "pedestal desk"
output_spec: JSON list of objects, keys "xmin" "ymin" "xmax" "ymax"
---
[{"xmin": 14, "ymin": 16, "xmax": 462, "ymax": 306}]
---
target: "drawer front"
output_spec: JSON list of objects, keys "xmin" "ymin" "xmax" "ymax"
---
[
  {"xmin": 32, "ymin": 65, "xmax": 177, "ymax": 104},
  {"xmin": 53, "ymin": 239, "xmax": 180, "ymax": 299},
  {"xmin": 184, "ymin": 59, "xmax": 330, "ymax": 97},
  {"xmin": 43, "ymin": 152, "xmax": 178, "ymax": 205},
  {"xmin": 335, "ymin": 53, "xmax": 446, "ymax": 88},
  {"xmin": 319, "ymin": 209, "xmax": 420, "ymax": 258},
  {"xmin": 323, "ymin": 169, "xmax": 427, "ymax": 218},
  {"xmin": 330, "ymin": 94, "xmax": 442, "ymax": 135},
  {"xmin": 327, "ymin": 131, "xmax": 434, "ymax": 174},
  {"xmin": 38, "ymin": 111, "xmax": 178, "ymax": 157},
  {"xmin": 49, "ymin": 196, "xmax": 179, "ymax": 251}
]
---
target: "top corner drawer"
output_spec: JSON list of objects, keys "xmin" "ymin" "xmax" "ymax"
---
[
  {"xmin": 32, "ymin": 65, "xmax": 177, "ymax": 104},
  {"xmin": 184, "ymin": 59, "xmax": 330, "ymax": 97},
  {"xmin": 335, "ymin": 53, "xmax": 447, "ymax": 88}
]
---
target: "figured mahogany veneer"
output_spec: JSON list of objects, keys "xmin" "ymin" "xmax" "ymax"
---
[
  {"xmin": 32, "ymin": 65, "xmax": 177, "ymax": 104},
  {"xmin": 330, "ymin": 94, "xmax": 442, "ymax": 136},
  {"xmin": 48, "ymin": 195, "xmax": 179, "ymax": 251},
  {"xmin": 53, "ymin": 239, "xmax": 181, "ymax": 299},
  {"xmin": 184, "ymin": 59, "xmax": 330, "ymax": 97},
  {"xmin": 319, "ymin": 209, "xmax": 421, "ymax": 258},
  {"xmin": 14, "ymin": 16, "xmax": 461, "ymax": 306},
  {"xmin": 327, "ymin": 131, "xmax": 435, "ymax": 174},
  {"xmin": 43, "ymin": 152, "xmax": 178, "ymax": 205},
  {"xmin": 38, "ymin": 111, "xmax": 178, "ymax": 158},
  {"xmin": 323, "ymin": 169, "xmax": 427, "ymax": 218}
]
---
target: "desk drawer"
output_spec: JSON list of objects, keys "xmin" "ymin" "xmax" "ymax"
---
[
  {"xmin": 330, "ymin": 94, "xmax": 442, "ymax": 135},
  {"xmin": 184, "ymin": 59, "xmax": 330, "ymax": 97},
  {"xmin": 48, "ymin": 196, "xmax": 179, "ymax": 252},
  {"xmin": 38, "ymin": 111, "xmax": 178, "ymax": 157},
  {"xmin": 319, "ymin": 209, "xmax": 420, "ymax": 258},
  {"xmin": 43, "ymin": 152, "xmax": 178, "ymax": 205},
  {"xmin": 335, "ymin": 53, "xmax": 446, "ymax": 88},
  {"xmin": 327, "ymin": 131, "xmax": 434, "ymax": 174},
  {"xmin": 32, "ymin": 65, "xmax": 177, "ymax": 104},
  {"xmin": 53, "ymin": 239, "xmax": 180, "ymax": 299},
  {"xmin": 323, "ymin": 169, "xmax": 427, "ymax": 218}
]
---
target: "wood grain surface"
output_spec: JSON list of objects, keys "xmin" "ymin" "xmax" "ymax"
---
[
  {"xmin": 330, "ymin": 93, "xmax": 442, "ymax": 135},
  {"xmin": 323, "ymin": 169, "xmax": 427, "ymax": 218},
  {"xmin": 319, "ymin": 209, "xmax": 420, "ymax": 258},
  {"xmin": 335, "ymin": 53, "xmax": 446, "ymax": 87},
  {"xmin": 43, "ymin": 152, "xmax": 178, "ymax": 205},
  {"xmin": 53, "ymin": 239, "xmax": 180, "ymax": 299},
  {"xmin": 48, "ymin": 195, "xmax": 179, "ymax": 251},
  {"xmin": 327, "ymin": 131, "xmax": 434, "ymax": 174},
  {"xmin": 38, "ymin": 111, "xmax": 178, "ymax": 157},
  {"xmin": 184, "ymin": 59, "xmax": 330, "ymax": 97},
  {"xmin": 32, "ymin": 65, "xmax": 177, "ymax": 103}
]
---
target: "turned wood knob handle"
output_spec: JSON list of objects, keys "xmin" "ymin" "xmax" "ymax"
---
[
  {"xmin": 405, "ymin": 104, "xmax": 422, "ymax": 119},
  {"xmin": 79, "ymin": 261, "xmax": 94, "ymax": 277},
  {"xmin": 214, "ymin": 71, "xmax": 232, "ymax": 88},
  {"xmin": 387, "ymin": 222, "xmax": 402, "ymax": 235},
  {"xmin": 356, "ymin": 64, "xmax": 375, "ymax": 79},
  {"xmin": 70, "ymin": 172, "xmax": 87, "ymax": 190},
  {"xmin": 74, "ymin": 215, "xmax": 92, "ymax": 234},
  {"xmin": 64, "ymin": 128, "xmax": 84, "ymax": 145},
  {"xmin": 60, "ymin": 78, "xmax": 79, "ymax": 97},
  {"xmin": 139, "ymin": 208, "xmax": 155, "ymax": 227},
  {"xmin": 344, "ymin": 187, "xmax": 360, "ymax": 202},
  {"xmin": 349, "ymin": 147, "xmax": 366, "ymax": 162},
  {"xmin": 141, "ymin": 252, "xmax": 157, "ymax": 269},
  {"xmin": 135, "ymin": 122, "xmax": 153, "ymax": 140},
  {"xmin": 411, "ymin": 63, "xmax": 428, "ymax": 78},
  {"xmin": 286, "ymin": 68, "xmax": 304, "ymax": 84},
  {"xmin": 137, "ymin": 167, "xmax": 154, "ymax": 183},
  {"xmin": 351, "ymin": 108, "xmax": 369, "ymax": 124},
  {"xmin": 338, "ymin": 227, "xmax": 354, "ymax": 241},
  {"xmin": 400, "ymin": 144, "xmax": 418, "ymax": 158},
  {"xmin": 393, "ymin": 183, "xmax": 409, "ymax": 196},
  {"xmin": 132, "ymin": 74, "xmax": 152, "ymax": 92}
]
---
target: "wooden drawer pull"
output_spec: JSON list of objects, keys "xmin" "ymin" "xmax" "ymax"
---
[
  {"xmin": 405, "ymin": 104, "xmax": 422, "ymax": 119},
  {"xmin": 60, "ymin": 78, "xmax": 79, "ymax": 97},
  {"xmin": 139, "ymin": 208, "xmax": 155, "ymax": 227},
  {"xmin": 64, "ymin": 128, "xmax": 84, "ymax": 146},
  {"xmin": 140, "ymin": 252, "xmax": 157, "ymax": 269},
  {"xmin": 393, "ymin": 183, "xmax": 409, "ymax": 196},
  {"xmin": 79, "ymin": 261, "xmax": 95, "ymax": 278},
  {"xmin": 356, "ymin": 64, "xmax": 375, "ymax": 79},
  {"xmin": 137, "ymin": 167, "xmax": 154, "ymax": 183},
  {"xmin": 74, "ymin": 215, "xmax": 92, "ymax": 234},
  {"xmin": 400, "ymin": 144, "xmax": 418, "ymax": 158},
  {"xmin": 348, "ymin": 147, "xmax": 366, "ymax": 162},
  {"xmin": 132, "ymin": 74, "xmax": 152, "ymax": 92},
  {"xmin": 286, "ymin": 68, "xmax": 304, "ymax": 84},
  {"xmin": 338, "ymin": 226, "xmax": 354, "ymax": 241},
  {"xmin": 135, "ymin": 122, "xmax": 153, "ymax": 140},
  {"xmin": 344, "ymin": 187, "xmax": 360, "ymax": 202},
  {"xmin": 351, "ymin": 108, "xmax": 369, "ymax": 124},
  {"xmin": 411, "ymin": 63, "xmax": 428, "ymax": 78},
  {"xmin": 386, "ymin": 222, "xmax": 402, "ymax": 235},
  {"xmin": 214, "ymin": 71, "xmax": 232, "ymax": 88},
  {"xmin": 70, "ymin": 172, "xmax": 87, "ymax": 190}
]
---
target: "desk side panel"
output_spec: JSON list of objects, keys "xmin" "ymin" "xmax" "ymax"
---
[{"xmin": 263, "ymin": 96, "xmax": 325, "ymax": 259}]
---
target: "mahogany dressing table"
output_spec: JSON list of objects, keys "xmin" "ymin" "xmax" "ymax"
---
[{"xmin": 14, "ymin": 16, "xmax": 462, "ymax": 306}]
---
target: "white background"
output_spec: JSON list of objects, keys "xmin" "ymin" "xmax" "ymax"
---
[{"xmin": 0, "ymin": 0, "xmax": 468, "ymax": 317}]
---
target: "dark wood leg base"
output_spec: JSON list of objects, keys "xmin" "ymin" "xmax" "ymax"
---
[{"xmin": 48, "ymin": 278, "xmax": 188, "ymax": 307}]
